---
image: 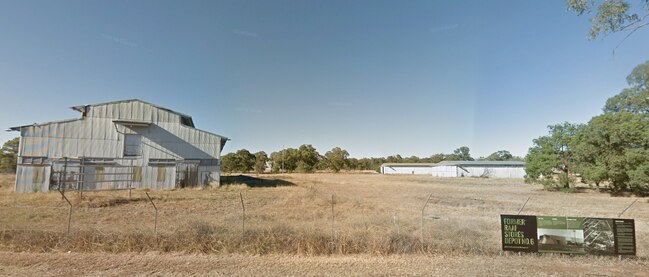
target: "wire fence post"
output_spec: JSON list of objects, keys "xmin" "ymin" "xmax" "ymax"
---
[
  {"xmin": 61, "ymin": 157, "xmax": 68, "ymax": 199},
  {"xmin": 145, "ymin": 192, "xmax": 158, "ymax": 236},
  {"xmin": 331, "ymin": 194, "xmax": 336, "ymax": 254},
  {"xmin": 392, "ymin": 211, "xmax": 400, "ymax": 236},
  {"xmin": 617, "ymin": 198, "xmax": 638, "ymax": 218},
  {"xmin": 518, "ymin": 196, "xmax": 531, "ymax": 215},
  {"xmin": 58, "ymin": 189, "xmax": 72, "ymax": 240},
  {"xmin": 239, "ymin": 192, "xmax": 245, "ymax": 236},
  {"xmin": 420, "ymin": 193, "xmax": 432, "ymax": 252}
]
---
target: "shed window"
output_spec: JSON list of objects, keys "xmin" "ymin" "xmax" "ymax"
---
[
  {"xmin": 132, "ymin": 166, "xmax": 142, "ymax": 182},
  {"xmin": 157, "ymin": 167, "xmax": 166, "ymax": 182},
  {"xmin": 124, "ymin": 134, "xmax": 142, "ymax": 156}
]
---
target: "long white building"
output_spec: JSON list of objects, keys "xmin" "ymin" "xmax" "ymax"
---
[
  {"xmin": 380, "ymin": 161, "xmax": 525, "ymax": 179},
  {"xmin": 9, "ymin": 99, "xmax": 228, "ymax": 192}
]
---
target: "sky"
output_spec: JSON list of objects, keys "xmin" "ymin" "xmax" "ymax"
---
[{"xmin": 1, "ymin": 1, "xmax": 648, "ymax": 159}]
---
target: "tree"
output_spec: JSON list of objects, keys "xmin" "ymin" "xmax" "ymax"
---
[
  {"xmin": 525, "ymin": 123, "xmax": 584, "ymax": 188},
  {"xmin": 446, "ymin": 146, "xmax": 473, "ymax": 161},
  {"xmin": 296, "ymin": 144, "xmax": 320, "ymax": 173},
  {"xmin": 270, "ymin": 148, "xmax": 298, "ymax": 173},
  {"xmin": 0, "ymin": 138, "xmax": 19, "ymax": 173},
  {"xmin": 323, "ymin": 147, "xmax": 350, "ymax": 172},
  {"xmin": 220, "ymin": 149, "xmax": 255, "ymax": 173},
  {"xmin": 254, "ymin": 151, "xmax": 268, "ymax": 174},
  {"xmin": 604, "ymin": 61, "xmax": 649, "ymax": 113},
  {"xmin": 485, "ymin": 150, "xmax": 514, "ymax": 161},
  {"xmin": 270, "ymin": 145, "xmax": 321, "ymax": 173},
  {"xmin": 572, "ymin": 60, "xmax": 649, "ymax": 194},
  {"xmin": 573, "ymin": 112, "xmax": 649, "ymax": 193},
  {"xmin": 567, "ymin": 0, "xmax": 649, "ymax": 42}
]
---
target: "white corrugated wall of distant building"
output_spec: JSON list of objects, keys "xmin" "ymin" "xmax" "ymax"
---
[
  {"xmin": 431, "ymin": 165, "xmax": 458, "ymax": 177},
  {"xmin": 381, "ymin": 166, "xmax": 432, "ymax": 174}
]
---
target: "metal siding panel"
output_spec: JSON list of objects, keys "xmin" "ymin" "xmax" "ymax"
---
[
  {"xmin": 31, "ymin": 137, "xmax": 45, "ymax": 157},
  {"xmin": 134, "ymin": 102, "xmax": 143, "ymax": 121},
  {"xmin": 14, "ymin": 166, "xmax": 50, "ymax": 193},
  {"xmin": 78, "ymin": 139, "xmax": 91, "ymax": 157},
  {"xmin": 102, "ymin": 104, "xmax": 112, "ymax": 118},
  {"xmin": 143, "ymin": 103, "xmax": 153, "ymax": 122},
  {"xmin": 70, "ymin": 121, "xmax": 81, "ymax": 139}
]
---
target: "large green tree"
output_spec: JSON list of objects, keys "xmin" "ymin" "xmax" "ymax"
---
[
  {"xmin": 253, "ymin": 151, "xmax": 268, "ymax": 174},
  {"xmin": 525, "ymin": 123, "xmax": 584, "ymax": 188},
  {"xmin": 323, "ymin": 147, "xmax": 350, "ymax": 172},
  {"xmin": 270, "ymin": 145, "xmax": 321, "ymax": 173},
  {"xmin": 221, "ymin": 149, "xmax": 255, "ymax": 173},
  {"xmin": 567, "ymin": 0, "xmax": 649, "ymax": 41},
  {"xmin": 573, "ymin": 112, "xmax": 649, "ymax": 193},
  {"xmin": 296, "ymin": 144, "xmax": 320, "ymax": 173},
  {"xmin": 604, "ymin": 61, "xmax": 649, "ymax": 113},
  {"xmin": 572, "ymin": 62, "xmax": 649, "ymax": 194},
  {"xmin": 0, "ymin": 138, "xmax": 19, "ymax": 173}
]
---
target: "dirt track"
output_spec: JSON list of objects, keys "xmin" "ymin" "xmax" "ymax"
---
[{"xmin": 1, "ymin": 251, "xmax": 647, "ymax": 276}]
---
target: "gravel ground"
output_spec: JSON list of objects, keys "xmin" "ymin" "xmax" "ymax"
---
[{"xmin": 1, "ymin": 251, "xmax": 647, "ymax": 276}]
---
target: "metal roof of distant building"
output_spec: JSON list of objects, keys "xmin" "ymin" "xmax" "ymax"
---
[
  {"xmin": 381, "ymin": 160, "xmax": 524, "ymax": 167},
  {"xmin": 381, "ymin": 163, "xmax": 438, "ymax": 167},
  {"xmin": 434, "ymin": 160, "xmax": 525, "ymax": 166}
]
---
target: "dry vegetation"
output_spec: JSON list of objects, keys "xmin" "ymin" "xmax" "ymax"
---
[{"xmin": 1, "ymin": 172, "xmax": 648, "ymax": 275}]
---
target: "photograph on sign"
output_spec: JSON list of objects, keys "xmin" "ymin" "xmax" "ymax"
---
[{"xmin": 537, "ymin": 216, "xmax": 585, "ymax": 254}]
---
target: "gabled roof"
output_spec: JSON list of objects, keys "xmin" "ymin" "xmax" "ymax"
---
[
  {"xmin": 8, "ymin": 99, "xmax": 229, "ymax": 142},
  {"xmin": 70, "ymin": 99, "xmax": 194, "ymax": 123},
  {"xmin": 7, "ymin": 118, "xmax": 81, "ymax": 132}
]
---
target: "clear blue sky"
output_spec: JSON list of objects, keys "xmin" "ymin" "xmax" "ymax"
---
[{"xmin": 1, "ymin": 1, "xmax": 648, "ymax": 158}]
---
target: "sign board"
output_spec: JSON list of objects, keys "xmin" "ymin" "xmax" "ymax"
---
[{"xmin": 501, "ymin": 214, "xmax": 635, "ymax": 255}]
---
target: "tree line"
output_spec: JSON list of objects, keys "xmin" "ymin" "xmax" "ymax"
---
[
  {"xmin": 525, "ymin": 61, "xmax": 649, "ymax": 195},
  {"xmin": 221, "ymin": 146, "xmax": 522, "ymax": 174}
]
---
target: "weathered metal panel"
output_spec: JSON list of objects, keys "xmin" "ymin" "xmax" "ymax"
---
[
  {"xmin": 462, "ymin": 166, "xmax": 525, "ymax": 179},
  {"xmin": 15, "ymin": 165, "xmax": 50, "ymax": 193}
]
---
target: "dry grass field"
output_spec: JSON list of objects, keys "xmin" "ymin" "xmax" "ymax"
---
[{"xmin": 0, "ymin": 172, "xmax": 648, "ymax": 276}]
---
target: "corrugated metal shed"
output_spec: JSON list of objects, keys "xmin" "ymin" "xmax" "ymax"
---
[
  {"xmin": 381, "ymin": 160, "xmax": 526, "ymax": 179},
  {"xmin": 10, "ymin": 99, "xmax": 228, "ymax": 192}
]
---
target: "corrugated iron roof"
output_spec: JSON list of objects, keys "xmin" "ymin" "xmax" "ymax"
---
[
  {"xmin": 381, "ymin": 160, "xmax": 524, "ymax": 168},
  {"xmin": 70, "ymin": 99, "xmax": 194, "ymax": 120},
  {"xmin": 7, "ymin": 118, "xmax": 83, "ymax": 132}
]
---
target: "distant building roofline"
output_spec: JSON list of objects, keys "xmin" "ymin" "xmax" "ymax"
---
[{"xmin": 381, "ymin": 160, "xmax": 525, "ymax": 168}]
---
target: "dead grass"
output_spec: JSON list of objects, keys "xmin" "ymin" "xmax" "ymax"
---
[{"xmin": 0, "ymin": 173, "xmax": 647, "ymax": 258}]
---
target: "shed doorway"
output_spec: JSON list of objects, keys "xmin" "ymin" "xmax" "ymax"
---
[{"xmin": 176, "ymin": 161, "xmax": 199, "ymax": 188}]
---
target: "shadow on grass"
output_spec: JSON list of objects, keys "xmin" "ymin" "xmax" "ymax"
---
[{"xmin": 221, "ymin": 175, "xmax": 296, "ymax": 188}]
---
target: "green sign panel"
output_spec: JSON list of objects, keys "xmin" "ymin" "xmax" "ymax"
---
[{"xmin": 501, "ymin": 215, "xmax": 635, "ymax": 255}]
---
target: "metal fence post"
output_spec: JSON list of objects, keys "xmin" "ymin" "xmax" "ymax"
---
[
  {"xmin": 420, "ymin": 193, "xmax": 432, "ymax": 252},
  {"xmin": 239, "ymin": 192, "xmax": 245, "ymax": 236},
  {"xmin": 617, "ymin": 199, "xmax": 638, "ymax": 218},
  {"xmin": 331, "ymin": 194, "xmax": 336, "ymax": 253},
  {"xmin": 61, "ymin": 157, "xmax": 68, "ymax": 198},
  {"xmin": 79, "ymin": 157, "xmax": 85, "ymax": 198},
  {"xmin": 58, "ymin": 190, "xmax": 72, "ymax": 240},
  {"xmin": 145, "ymin": 192, "xmax": 158, "ymax": 236},
  {"xmin": 518, "ymin": 197, "xmax": 531, "ymax": 215}
]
